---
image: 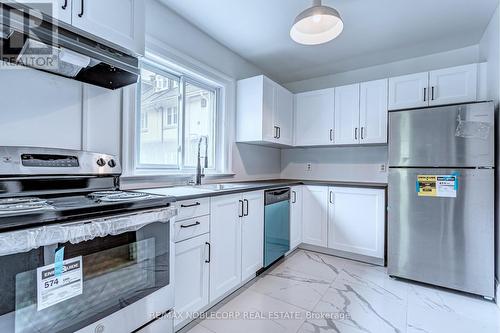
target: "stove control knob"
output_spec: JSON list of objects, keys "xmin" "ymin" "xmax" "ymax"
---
[
  {"xmin": 108, "ymin": 159, "xmax": 116, "ymax": 168},
  {"xmin": 96, "ymin": 158, "xmax": 106, "ymax": 167}
]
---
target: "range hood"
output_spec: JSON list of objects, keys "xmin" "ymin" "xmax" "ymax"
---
[{"xmin": 0, "ymin": 3, "xmax": 139, "ymax": 90}]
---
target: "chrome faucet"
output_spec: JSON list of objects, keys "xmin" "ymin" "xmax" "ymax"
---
[{"xmin": 195, "ymin": 136, "xmax": 208, "ymax": 185}]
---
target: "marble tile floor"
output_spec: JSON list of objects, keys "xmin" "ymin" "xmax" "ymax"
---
[{"xmin": 179, "ymin": 250, "xmax": 500, "ymax": 333}]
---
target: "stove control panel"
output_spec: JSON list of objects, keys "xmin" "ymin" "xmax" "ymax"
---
[{"xmin": 21, "ymin": 154, "xmax": 80, "ymax": 168}]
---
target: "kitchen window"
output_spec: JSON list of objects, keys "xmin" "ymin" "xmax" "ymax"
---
[{"xmin": 136, "ymin": 61, "xmax": 219, "ymax": 171}]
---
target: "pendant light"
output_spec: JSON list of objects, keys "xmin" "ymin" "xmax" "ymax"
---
[{"xmin": 290, "ymin": 0, "xmax": 344, "ymax": 45}]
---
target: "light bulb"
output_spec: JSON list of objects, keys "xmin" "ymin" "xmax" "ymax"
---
[{"xmin": 312, "ymin": 15, "xmax": 321, "ymax": 23}]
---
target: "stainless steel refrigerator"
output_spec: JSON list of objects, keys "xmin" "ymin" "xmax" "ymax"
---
[{"xmin": 387, "ymin": 101, "xmax": 495, "ymax": 298}]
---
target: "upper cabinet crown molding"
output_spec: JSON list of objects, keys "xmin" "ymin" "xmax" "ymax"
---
[{"xmin": 237, "ymin": 75, "xmax": 294, "ymax": 147}]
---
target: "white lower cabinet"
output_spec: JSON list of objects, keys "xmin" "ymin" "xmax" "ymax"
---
[
  {"xmin": 209, "ymin": 194, "xmax": 243, "ymax": 302},
  {"xmin": 302, "ymin": 186, "xmax": 328, "ymax": 247},
  {"xmin": 290, "ymin": 186, "xmax": 303, "ymax": 250},
  {"xmin": 210, "ymin": 191, "xmax": 264, "ymax": 302},
  {"xmin": 174, "ymin": 233, "xmax": 210, "ymax": 327},
  {"xmin": 327, "ymin": 187, "xmax": 385, "ymax": 258},
  {"xmin": 241, "ymin": 191, "xmax": 264, "ymax": 281}
]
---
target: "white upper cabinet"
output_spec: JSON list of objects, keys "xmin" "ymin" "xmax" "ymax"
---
[
  {"xmin": 294, "ymin": 89, "xmax": 335, "ymax": 146},
  {"xmin": 328, "ymin": 187, "xmax": 385, "ymax": 259},
  {"xmin": 241, "ymin": 191, "xmax": 264, "ymax": 281},
  {"xmin": 388, "ymin": 72, "xmax": 429, "ymax": 110},
  {"xmin": 334, "ymin": 84, "xmax": 360, "ymax": 145},
  {"xmin": 359, "ymin": 79, "xmax": 388, "ymax": 144},
  {"xmin": 302, "ymin": 186, "xmax": 328, "ymax": 247},
  {"xmin": 72, "ymin": 0, "xmax": 145, "ymax": 55},
  {"xmin": 237, "ymin": 76, "xmax": 294, "ymax": 147},
  {"xmin": 41, "ymin": 0, "xmax": 72, "ymax": 24},
  {"xmin": 429, "ymin": 64, "xmax": 477, "ymax": 106},
  {"xmin": 389, "ymin": 64, "xmax": 479, "ymax": 110},
  {"xmin": 276, "ymin": 85, "xmax": 294, "ymax": 145}
]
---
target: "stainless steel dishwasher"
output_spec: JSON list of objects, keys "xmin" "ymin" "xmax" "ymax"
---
[{"xmin": 264, "ymin": 188, "xmax": 290, "ymax": 268}]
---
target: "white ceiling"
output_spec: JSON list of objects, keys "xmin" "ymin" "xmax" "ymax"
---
[{"xmin": 158, "ymin": 0, "xmax": 498, "ymax": 83}]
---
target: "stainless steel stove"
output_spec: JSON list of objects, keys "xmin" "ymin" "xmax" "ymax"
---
[{"xmin": 0, "ymin": 147, "xmax": 176, "ymax": 333}]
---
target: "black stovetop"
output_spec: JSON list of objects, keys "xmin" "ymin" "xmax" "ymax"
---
[{"xmin": 0, "ymin": 191, "xmax": 176, "ymax": 232}]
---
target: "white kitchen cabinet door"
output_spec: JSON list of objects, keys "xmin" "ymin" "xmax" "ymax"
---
[
  {"xmin": 241, "ymin": 191, "xmax": 264, "ymax": 281},
  {"xmin": 262, "ymin": 77, "xmax": 278, "ymax": 143},
  {"xmin": 290, "ymin": 186, "xmax": 303, "ymax": 250},
  {"xmin": 41, "ymin": 0, "xmax": 72, "ymax": 24},
  {"xmin": 328, "ymin": 187, "xmax": 385, "ymax": 258},
  {"xmin": 276, "ymin": 85, "xmax": 294, "ymax": 146},
  {"xmin": 302, "ymin": 186, "xmax": 328, "ymax": 247},
  {"xmin": 209, "ymin": 194, "xmax": 242, "ymax": 302},
  {"xmin": 72, "ymin": 0, "xmax": 145, "ymax": 55},
  {"xmin": 334, "ymin": 84, "xmax": 360, "ymax": 145},
  {"xmin": 388, "ymin": 72, "xmax": 429, "ymax": 110},
  {"xmin": 174, "ymin": 234, "xmax": 210, "ymax": 327},
  {"xmin": 294, "ymin": 89, "xmax": 335, "ymax": 146},
  {"xmin": 359, "ymin": 79, "xmax": 388, "ymax": 144},
  {"xmin": 429, "ymin": 64, "xmax": 477, "ymax": 106}
]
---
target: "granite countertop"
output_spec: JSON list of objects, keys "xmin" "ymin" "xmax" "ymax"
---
[{"xmin": 136, "ymin": 179, "xmax": 387, "ymax": 201}]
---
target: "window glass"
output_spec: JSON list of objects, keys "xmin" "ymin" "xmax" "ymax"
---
[
  {"xmin": 183, "ymin": 81, "xmax": 216, "ymax": 168},
  {"xmin": 137, "ymin": 63, "xmax": 218, "ymax": 171},
  {"xmin": 138, "ymin": 67, "xmax": 180, "ymax": 167}
]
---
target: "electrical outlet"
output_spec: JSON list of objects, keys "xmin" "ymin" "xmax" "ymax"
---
[
  {"xmin": 379, "ymin": 164, "xmax": 386, "ymax": 172},
  {"xmin": 306, "ymin": 163, "xmax": 312, "ymax": 171}
]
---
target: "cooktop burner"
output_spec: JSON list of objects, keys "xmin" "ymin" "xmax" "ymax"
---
[
  {"xmin": 0, "ymin": 198, "xmax": 54, "ymax": 215},
  {"xmin": 88, "ymin": 191, "xmax": 155, "ymax": 202}
]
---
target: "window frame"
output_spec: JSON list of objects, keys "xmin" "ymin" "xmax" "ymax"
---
[{"xmin": 135, "ymin": 59, "xmax": 221, "ymax": 172}]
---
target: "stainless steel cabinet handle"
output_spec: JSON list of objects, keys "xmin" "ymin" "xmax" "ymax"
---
[
  {"xmin": 329, "ymin": 129, "xmax": 333, "ymax": 142},
  {"xmin": 423, "ymin": 87, "xmax": 427, "ymax": 102},
  {"xmin": 243, "ymin": 199, "xmax": 249, "ymax": 216},
  {"xmin": 238, "ymin": 200, "xmax": 244, "ymax": 217},
  {"xmin": 180, "ymin": 221, "xmax": 200, "ymax": 228},
  {"xmin": 205, "ymin": 242, "xmax": 211, "ymax": 263},
  {"xmin": 78, "ymin": 0, "xmax": 84, "ymax": 17},
  {"xmin": 292, "ymin": 191, "xmax": 297, "ymax": 203},
  {"xmin": 273, "ymin": 126, "xmax": 278, "ymax": 139},
  {"xmin": 277, "ymin": 127, "xmax": 281, "ymax": 139},
  {"xmin": 431, "ymin": 86, "xmax": 435, "ymax": 100},
  {"xmin": 62, "ymin": 0, "xmax": 68, "ymax": 10},
  {"xmin": 180, "ymin": 202, "xmax": 200, "ymax": 208},
  {"xmin": 354, "ymin": 128, "xmax": 358, "ymax": 140},
  {"xmin": 329, "ymin": 191, "xmax": 334, "ymax": 204},
  {"xmin": 361, "ymin": 127, "xmax": 364, "ymax": 140}
]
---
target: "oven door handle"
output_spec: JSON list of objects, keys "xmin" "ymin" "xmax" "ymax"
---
[{"xmin": 0, "ymin": 207, "xmax": 177, "ymax": 256}]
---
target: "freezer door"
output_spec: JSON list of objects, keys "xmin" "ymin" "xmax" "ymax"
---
[
  {"xmin": 389, "ymin": 102, "xmax": 494, "ymax": 167},
  {"xmin": 387, "ymin": 168, "xmax": 494, "ymax": 297}
]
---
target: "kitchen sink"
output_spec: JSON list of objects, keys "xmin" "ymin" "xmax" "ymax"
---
[{"xmin": 194, "ymin": 183, "xmax": 249, "ymax": 191}]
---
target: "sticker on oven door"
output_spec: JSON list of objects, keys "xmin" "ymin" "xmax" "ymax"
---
[
  {"xmin": 417, "ymin": 175, "xmax": 457, "ymax": 198},
  {"xmin": 36, "ymin": 256, "xmax": 83, "ymax": 311}
]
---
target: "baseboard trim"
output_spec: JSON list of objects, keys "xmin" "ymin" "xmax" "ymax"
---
[{"xmin": 298, "ymin": 243, "xmax": 385, "ymax": 266}]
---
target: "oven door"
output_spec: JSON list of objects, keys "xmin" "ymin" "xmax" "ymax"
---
[{"xmin": 0, "ymin": 208, "xmax": 176, "ymax": 333}]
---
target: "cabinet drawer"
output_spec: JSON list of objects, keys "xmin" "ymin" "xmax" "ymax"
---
[
  {"xmin": 174, "ymin": 215, "xmax": 210, "ymax": 243},
  {"xmin": 176, "ymin": 198, "xmax": 210, "ymax": 221}
]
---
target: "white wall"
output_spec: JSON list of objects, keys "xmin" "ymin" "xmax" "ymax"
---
[
  {"xmin": 284, "ymin": 45, "xmax": 481, "ymax": 93},
  {"xmin": 281, "ymin": 146, "xmax": 388, "ymax": 183},
  {"xmin": 0, "ymin": 65, "xmax": 122, "ymax": 156},
  {"xmin": 479, "ymin": 3, "xmax": 500, "ymax": 284}
]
